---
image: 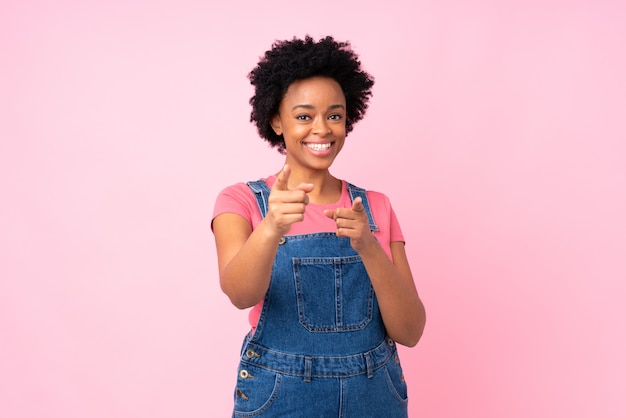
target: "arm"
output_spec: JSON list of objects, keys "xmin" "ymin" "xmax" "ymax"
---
[
  {"xmin": 325, "ymin": 198, "xmax": 426, "ymax": 347},
  {"xmin": 213, "ymin": 212, "xmax": 281, "ymax": 309},
  {"xmin": 214, "ymin": 165, "xmax": 314, "ymax": 309},
  {"xmin": 360, "ymin": 240, "xmax": 426, "ymax": 347}
]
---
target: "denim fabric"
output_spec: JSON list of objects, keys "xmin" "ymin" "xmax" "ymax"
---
[{"xmin": 232, "ymin": 180, "xmax": 408, "ymax": 417}]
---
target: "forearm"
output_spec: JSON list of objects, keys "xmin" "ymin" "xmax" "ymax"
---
[
  {"xmin": 219, "ymin": 220, "xmax": 282, "ymax": 309},
  {"xmin": 217, "ymin": 169, "xmax": 314, "ymax": 309},
  {"xmin": 358, "ymin": 242, "xmax": 426, "ymax": 347}
]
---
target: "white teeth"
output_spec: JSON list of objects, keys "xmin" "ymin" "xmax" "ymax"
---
[{"xmin": 306, "ymin": 143, "xmax": 331, "ymax": 151}]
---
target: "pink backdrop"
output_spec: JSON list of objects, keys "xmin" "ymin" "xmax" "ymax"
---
[{"xmin": 2, "ymin": 1, "xmax": 625, "ymax": 417}]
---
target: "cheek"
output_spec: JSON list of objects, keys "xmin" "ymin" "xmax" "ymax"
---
[
  {"xmin": 333, "ymin": 123, "xmax": 346, "ymax": 136},
  {"xmin": 289, "ymin": 126, "xmax": 309, "ymax": 139},
  {"xmin": 334, "ymin": 138, "xmax": 346, "ymax": 153}
]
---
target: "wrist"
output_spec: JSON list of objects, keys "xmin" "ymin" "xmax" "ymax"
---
[
  {"xmin": 258, "ymin": 218, "xmax": 289, "ymax": 243},
  {"xmin": 353, "ymin": 234, "xmax": 380, "ymax": 256}
]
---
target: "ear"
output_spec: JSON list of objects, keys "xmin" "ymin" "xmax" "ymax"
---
[{"xmin": 270, "ymin": 114, "xmax": 283, "ymax": 136}]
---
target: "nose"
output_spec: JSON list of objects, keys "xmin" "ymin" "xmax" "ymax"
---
[{"xmin": 312, "ymin": 117, "xmax": 331, "ymax": 135}]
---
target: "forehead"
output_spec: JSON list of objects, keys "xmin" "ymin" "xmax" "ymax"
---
[{"xmin": 282, "ymin": 77, "xmax": 345, "ymax": 105}]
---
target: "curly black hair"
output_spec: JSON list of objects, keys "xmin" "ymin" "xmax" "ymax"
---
[{"xmin": 248, "ymin": 35, "xmax": 375, "ymax": 153}]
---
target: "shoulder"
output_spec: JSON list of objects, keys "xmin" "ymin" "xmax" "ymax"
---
[
  {"xmin": 343, "ymin": 182, "xmax": 404, "ymax": 250},
  {"xmin": 360, "ymin": 187, "xmax": 405, "ymax": 244},
  {"xmin": 212, "ymin": 181, "xmax": 259, "ymax": 221},
  {"xmin": 215, "ymin": 182, "xmax": 255, "ymax": 204},
  {"xmin": 343, "ymin": 181, "xmax": 392, "ymax": 206},
  {"xmin": 351, "ymin": 183, "xmax": 393, "ymax": 211},
  {"xmin": 213, "ymin": 176, "xmax": 275, "ymax": 225},
  {"xmin": 365, "ymin": 189, "xmax": 392, "ymax": 207},
  {"xmin": 216, "ymin": 175, "xmax": 275, "ymax": 200},
  {"xmin": 345, "ymin": 181, "xmax": 395, "ymax": 216},
  {"xmin": 365, "ymin": 189, "xmax": 394, "ymax": 223}
]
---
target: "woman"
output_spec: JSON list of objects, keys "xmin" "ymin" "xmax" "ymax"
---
[{"xmin": 212, "ymin": 35, "xmax": 426, "ymax": 417}]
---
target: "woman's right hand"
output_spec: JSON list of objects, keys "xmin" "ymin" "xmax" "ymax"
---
[
  {"xmin": 265, "ymin": 164, "xmax": 314, "ymax": 237},
  {"xmin": 214, "ymin": 164, "xmax": 314, "ymax": 309}
]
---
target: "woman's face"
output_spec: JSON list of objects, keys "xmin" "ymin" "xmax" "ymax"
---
[{"xmin": 271, "ymin": 77, "xmax": 347, "ymax": 172}]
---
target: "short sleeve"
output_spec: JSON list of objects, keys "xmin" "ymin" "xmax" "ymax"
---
[
  {"xmin": 211, "ymin": 182, "xmax": 263, "ymax": 231},
  {"xmin": 366, "ymin": 190, "xmax": 405, "ymax": 259}
]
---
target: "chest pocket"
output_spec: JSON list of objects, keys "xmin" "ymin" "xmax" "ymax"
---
[{"xmin": 292, "ymin": 256, "xmax": 374, "ymax": 332}]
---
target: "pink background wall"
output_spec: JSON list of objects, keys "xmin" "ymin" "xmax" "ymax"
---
[{"xmin": 2, "ymin": 1, "xmax": 625, "ymax": 417}]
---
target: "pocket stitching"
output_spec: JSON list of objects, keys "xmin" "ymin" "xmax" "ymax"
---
[
  {"xmin": 233, "ymin": 369, "xmax": 283, "ymax": 416},
  {"xmin": 384, "ymin": 364, "xmax": 409, "ymax": 403},
  {"xmin": 293, "ymin": 256, "xmax": 373, "ymax": 332}
]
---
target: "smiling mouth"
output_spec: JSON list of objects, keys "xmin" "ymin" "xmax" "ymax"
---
[{"xmin": 305, "ymin": 142, "xmax": 332, "ymax": 151}]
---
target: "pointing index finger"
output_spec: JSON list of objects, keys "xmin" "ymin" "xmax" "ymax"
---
[
  {"xmin": 273, "ymin": 164, "xmax": 290, "ymax": 191},
  {"xmin": 352, "ymin": 196, "xmax": 364, "ymax": 212}
]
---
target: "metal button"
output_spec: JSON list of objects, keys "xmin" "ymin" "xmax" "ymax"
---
[
  {"xmin": 387, "ymin": 338, "xmax": 394, "ymax": 347},
  {"xmin": 239, "ymin": 370, "xmax": 249, "ymax": 379},
  {"xmin": 278, "ymin": 236, "xmax": 286, "ymax": 245},
  {"xmin": 394, "ymin": 355, "xmax": 400, "ymax": 364},
  {"xmin": 246, "ymin": 349, "xmax": 259, "ymax": 359}
]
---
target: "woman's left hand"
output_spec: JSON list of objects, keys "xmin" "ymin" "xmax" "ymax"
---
[{"xmin": 324, "ymin": 197, "xmax": 376, "ymax": 253}]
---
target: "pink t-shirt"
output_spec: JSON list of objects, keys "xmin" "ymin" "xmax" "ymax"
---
[{"xmin": 212, "ymin": 175, "xmax": 405, "ymax": 330}]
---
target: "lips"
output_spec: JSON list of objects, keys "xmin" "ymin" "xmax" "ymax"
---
[{"xmin": 305, "ymin": 142, "xmax": 332, "ymax": 151}]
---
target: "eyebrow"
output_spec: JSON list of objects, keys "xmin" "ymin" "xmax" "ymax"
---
[{"xmin": 291, "ymin": 104, "xmax": 346, "ymax": 111}]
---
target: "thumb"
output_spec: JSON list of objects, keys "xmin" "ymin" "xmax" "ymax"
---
[
  {"xmin": 323, "ymin": 209, "xmax": 336, "ymax": 219},
  {"xmin": 273, "ymin": 164, "xmax": 291, "ymax": 191},
  {"xmin": 295, "ymin": 182, "xmax": 315, "ymax": 193},
  {"xmin": 352, "ymin": 196, "xmax": 365, "ymax": 212}
]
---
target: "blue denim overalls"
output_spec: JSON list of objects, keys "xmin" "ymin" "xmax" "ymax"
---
[{"xmin": 232, "ymin": 180, "xmax": 408, "ymax": 417}]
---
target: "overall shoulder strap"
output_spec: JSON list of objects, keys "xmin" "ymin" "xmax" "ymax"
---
[
  {"xmin": 346, "ymin": 182, "xmax": 380, "ymax": 232},
  {"xmin": 246, "ymin": 180, "xmax": 271, "ymax": 218}
]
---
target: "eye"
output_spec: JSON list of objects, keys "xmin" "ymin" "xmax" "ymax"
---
[
  {"xmin": 296, "ymin": 114, "xmax": 311, "ymax": 121},
  {"xmin": 328, "ymin": 113, "xmax": 343, "ymax": 120}
]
